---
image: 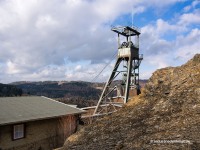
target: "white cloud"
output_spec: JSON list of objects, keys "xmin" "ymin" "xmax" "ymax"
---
[
  {"xmin": 140, "ymin": 19, "xmax": 181, "ymax": 56},
  {"xmin": 64, "ymin": 61, "xmax": 114, "ymax": 82},
  {"xmin": 183, "ymin": 5, "xmax": 191, "ymax": 12},
  {"xmin": 184, "ymin": 0, "xmax": 200, "ymax": 12},
  {"xmin": 175, "ymin": 28, "xmax": 200, "ymax": 60},
  {"xmin": 178, "ymin": 9, "xmax": 200, "ymax": 25},
  {"xmin": 143, "ymin": 0, "xmax": 185, "ymax": 7},
  {"xmin": 140, "ymin": 15, "xmax": 200, "ymax": 74},
  {"xmin": 35, "ymin": 15, "xmax": 58, "ymax": 29},
  {"xmin": 6, "ymin": 60, "xmax": 21, "ymax": 74},
  {"xmin": 192, "ymin": 0, "xmax": 200, "ymax": 7},
  {"xmin": 75, "ymin": 65, "xmax": 82, "ymax": 71},
  {"xmin": 0, "ymin": 0, "xmax": 199, "ymax": 83},
  {"xmin": 156, "ymin": 19, "xmax": 187, "ymax": 34}
]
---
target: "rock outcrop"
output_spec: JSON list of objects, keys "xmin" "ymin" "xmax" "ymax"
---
[{"xmin": 63, "ymin": 54, "xmax": 200, "ymax": 150}]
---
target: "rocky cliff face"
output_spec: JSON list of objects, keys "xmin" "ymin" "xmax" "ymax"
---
[{"xmin": 63, "ymin": 54, "xmax": 200, "ymax": 150}]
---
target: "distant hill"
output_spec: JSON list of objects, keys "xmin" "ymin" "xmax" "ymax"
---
[
  {"xmin": 10, "ymin": 80, "xmax": 148, "ymax": 107},
  {"xmin": 11, "ymin": 81, "xmax": 101, "ymax": 99},
  {"xmin": 0, "ymin": 83, "xmax": 22, "ymax": 97},
  {"xmin": 11, "ymin": 80, "xmax": 148, "ymax": 98}
]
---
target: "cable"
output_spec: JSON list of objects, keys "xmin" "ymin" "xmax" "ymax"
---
[
  {"xmin": 91, "ymin": 51, "xmax": 117, "ymax": 82},
  {"xmin": 91, "ymin": 52, "xmax": 117, "ymax": 82}
]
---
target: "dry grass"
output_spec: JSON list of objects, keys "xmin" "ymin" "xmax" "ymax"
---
[{"xmin": 62, "ymin": 54, "xmax": 200, "ymax": 150}]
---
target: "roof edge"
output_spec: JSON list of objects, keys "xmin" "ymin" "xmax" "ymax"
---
[
  {"xmin": 41, "ymin": 96, "xmax": 85, "ymax": 112},
  {"xmin": 0, "ymin": 111, "xmax": 84, "ymax": 126}
]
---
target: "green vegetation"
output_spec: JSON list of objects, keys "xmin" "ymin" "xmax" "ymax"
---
[
  {"xmin": 12, "ymin": 81, "xmax": 101, "ymax": 99},
  {"xmin": 0, "ymin": 83, "xmax": 22, "ymax": 97},
  {"xmin": 10, "ymin": 80, "xmax": 147, "ymax": 107}
]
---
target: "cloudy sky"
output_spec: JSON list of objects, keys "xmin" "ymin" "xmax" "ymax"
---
[{"xmin": 0, "ymin": 0, "xmax": 199, "ymax": 83}]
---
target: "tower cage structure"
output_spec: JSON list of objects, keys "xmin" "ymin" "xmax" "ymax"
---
[{"xmin": 94, "ymin": 26, "xmax": 143, "ymax": 115}]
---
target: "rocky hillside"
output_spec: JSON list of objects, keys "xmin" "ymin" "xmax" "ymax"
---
[{"xmin": 62, "ymin": 54, "xmax": 200, "ymax": 150}]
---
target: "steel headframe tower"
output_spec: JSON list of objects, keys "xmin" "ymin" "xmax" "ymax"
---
[{"xmin": 94, "ymin": 26, "xmax": 143, "ymax": 115}]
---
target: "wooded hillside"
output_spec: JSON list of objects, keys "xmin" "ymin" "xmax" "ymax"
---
[{"xmin": 0, "ymin": 83, "xmax": 22, "ymax": 97}]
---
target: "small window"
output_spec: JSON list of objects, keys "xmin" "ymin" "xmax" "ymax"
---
[{"xmin": 13, "ymin": 124, "xmax": 25, "ymax": 140}]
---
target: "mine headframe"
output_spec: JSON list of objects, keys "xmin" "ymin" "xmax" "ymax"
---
[{"xmin": 94, "ymin": 26, "xmax": 143, "ymax": 115}]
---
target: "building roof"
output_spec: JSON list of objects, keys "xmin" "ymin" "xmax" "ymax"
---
[{"xmin": 0, "ymin": 96, "xmax": 84, "ymax": 125}]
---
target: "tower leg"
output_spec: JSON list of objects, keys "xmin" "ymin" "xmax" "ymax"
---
[
  {"xmin": 124, "ymin": 56, "xmax": 132, "ymax": 103},
  {"xmin": 94, "ymin": 58, "xmax": 122, "ymax": 115}
]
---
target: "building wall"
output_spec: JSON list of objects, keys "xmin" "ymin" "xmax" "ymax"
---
[{"xmin": 0, "ymin": 115, "xmax": 79, "ymax": 150}]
